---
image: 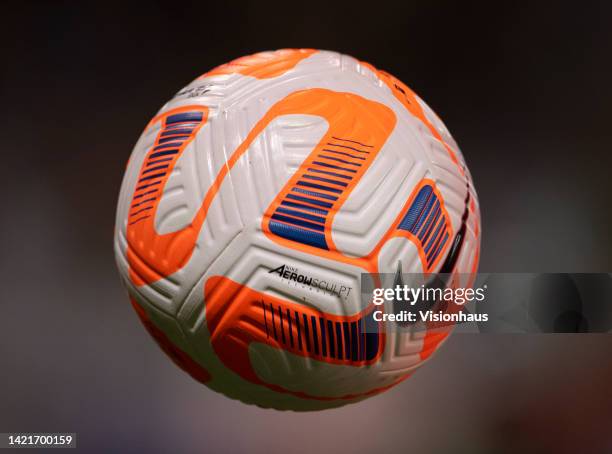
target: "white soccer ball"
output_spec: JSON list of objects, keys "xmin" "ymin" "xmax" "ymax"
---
[{"xmin": 114, "ymin": 49, "xmax": 481, "ymax": 410}]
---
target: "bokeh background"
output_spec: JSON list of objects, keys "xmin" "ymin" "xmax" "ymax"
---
[{"xmin": 1, "ymin": 1, "xmax": 611, "ymax": 453}]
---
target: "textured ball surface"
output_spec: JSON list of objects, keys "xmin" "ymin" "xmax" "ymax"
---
[{"xmin": 114, "ymin": 49, "xmax": 481, "ymax": 410}]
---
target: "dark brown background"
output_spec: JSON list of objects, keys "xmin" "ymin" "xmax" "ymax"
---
[{"xmin": 1, "ymin": 1, "xmax": 611, "ymax": 453}]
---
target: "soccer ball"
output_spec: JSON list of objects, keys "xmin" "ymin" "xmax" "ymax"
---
[{"xmin": 114, "ymin": 49, "xmax": 481, "ymax": 410}]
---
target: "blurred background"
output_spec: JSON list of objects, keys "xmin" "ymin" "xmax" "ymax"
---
[{"xmin": 1, "ymin": 1, "xmax": 611, "ymax": 453}]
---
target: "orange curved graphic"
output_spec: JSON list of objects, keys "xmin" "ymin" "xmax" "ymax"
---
[
  {"xmin": 201, "ymin": 49, "xmax": 317, "ymax": 80},
  {"xmin": 264, "ymin": 175, "xmax": 453, "ymax": 277},
  {"xmin": 261, "ymin": 89, "xmax": 397, "ymax": 268},
  {"xmin": 204, "ymin": 275, "xmax": 415, "ymax": 402},
  {"xmin": 126, "ymin": 105, "xmax": 209, "ymax": 286}
]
